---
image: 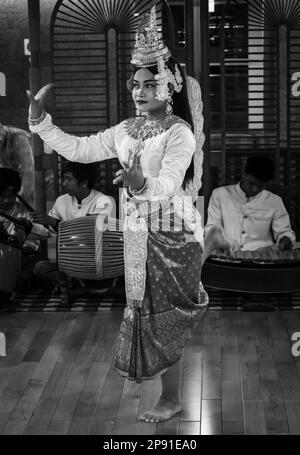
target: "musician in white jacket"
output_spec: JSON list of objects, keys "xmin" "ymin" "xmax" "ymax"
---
[
  {"xmin": 205, "ymin": 156, "xmax": 296, "ymax": 251},
  {"xmin": 32, "ymin": 161, "xmax": 113, "ymax": 289}
]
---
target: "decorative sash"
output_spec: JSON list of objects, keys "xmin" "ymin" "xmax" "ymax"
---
[{"xmin": 122, "ymin": 189, "xmax": 203, "ymax": 308}]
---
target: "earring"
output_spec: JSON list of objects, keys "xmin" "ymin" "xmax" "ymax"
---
[{"xmin": 165, "ymin": 98, "xmax": 173, "ymax": 115}]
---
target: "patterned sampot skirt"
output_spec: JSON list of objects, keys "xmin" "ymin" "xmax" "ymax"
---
[{"xmin": 113, "ymin": 229, "xmax": 209, "ymax": 383}]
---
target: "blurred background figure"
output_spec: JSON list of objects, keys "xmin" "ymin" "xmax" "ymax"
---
[
  {"xmin": 0, "ymin": 168, "xmax": 49, "ymax": 309},
  {"xmin": 0, "ymin": 122, "xmax": 35, "ymax": 207}
]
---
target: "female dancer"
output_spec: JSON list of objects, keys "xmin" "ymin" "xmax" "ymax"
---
[{"xmin": 27, "ymin": 7, "xmax": 230, "ymax": 423}]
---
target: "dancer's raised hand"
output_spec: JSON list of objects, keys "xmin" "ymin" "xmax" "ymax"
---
[
  {"xmin": 26, "ymin": 83, "xmax": 55, "ymax": 119},
  {"xmin": 113, "ymin": 154, "xmax": 145, "ymax": 191},
  {"xmin": 123, "ymin": 154, "xmax": 145, "ymax": 191}
]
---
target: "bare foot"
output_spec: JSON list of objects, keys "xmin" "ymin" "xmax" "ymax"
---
[
  {"xmin": 138, "ymin": 397, "xmax": 181, "ymax": 423},
  {"xmin": 205, "ymin": 225, "xmax": 234, "ymax": 256}
]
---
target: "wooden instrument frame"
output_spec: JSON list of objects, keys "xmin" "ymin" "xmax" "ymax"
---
[{"xmin": 202, "ymin": 257, "xmax": 300, "ymax": 293}]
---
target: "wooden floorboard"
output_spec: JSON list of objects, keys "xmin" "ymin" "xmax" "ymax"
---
[
  {"xmin": 200, "ymin": 399, "xmax": 222, "ymax": 435},
  {"xmin": 0, "ymin": 309, "xmax": 300, "ymax": 434}
]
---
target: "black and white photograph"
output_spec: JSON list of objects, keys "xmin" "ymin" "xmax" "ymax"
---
[{"xmin": 0, "ymin": 0, "xmax": 300, "ymax": 440}]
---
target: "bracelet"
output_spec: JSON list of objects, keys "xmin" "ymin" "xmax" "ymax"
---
[
  {"xmin": 130, "ymin": 178, "xmax": 148, "ymax": 195},
  {"xmin": 29, "ymin": 112, "xmax": 53, "ymax": 134},
  {"xmin": 28, "ymin": 110, "xmax": 46, "ymax": 126}
]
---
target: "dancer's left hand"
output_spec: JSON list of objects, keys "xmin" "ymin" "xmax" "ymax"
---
[
  {"xmin": 113, "ymin": 154, "xmax": 145, "ymax": 191},
  {"xmin": 26, "ymin": 83, "xmax": 55, "ymax": 119}
]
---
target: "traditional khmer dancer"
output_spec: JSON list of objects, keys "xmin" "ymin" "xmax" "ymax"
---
[{"xmin": 27, "ymin": 7, "xmax": 231, "ymax": 422}]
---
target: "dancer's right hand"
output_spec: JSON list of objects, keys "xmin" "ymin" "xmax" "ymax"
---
[{"xmin": 26, "ymin": 83, "xmax": 55, "ymax": 119}]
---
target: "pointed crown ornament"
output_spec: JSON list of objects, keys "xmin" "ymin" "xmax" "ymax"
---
[
  {"xmin": 131, "ymin": 6, "xmax": 183, "ymax": 102},
  {"xmin": 131, "ymin": 6, "xmax": 171, "ymax": 67}
]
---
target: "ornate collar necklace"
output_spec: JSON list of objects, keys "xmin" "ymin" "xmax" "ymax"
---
[
  {"xmin": 125, "ymin": 115, "xmax": 183, "ymax": 142},
  {"xmin": 124, "ymin": 115, "xmax": 191, "ymax": 164}
]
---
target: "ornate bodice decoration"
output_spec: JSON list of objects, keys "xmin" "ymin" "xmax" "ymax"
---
[
  {"xmin": 122, "ymin": 114, "xmax": 195, "ymax": 309},
  {"xmin": 124, "ymin": 115, "xmax": 190, "ymax": 163},
  {"xmin": 125, "ymin": 115, "xmax": 177, "ymax": 141}
]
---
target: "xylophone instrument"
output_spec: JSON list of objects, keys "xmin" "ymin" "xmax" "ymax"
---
[
  {"xmin": 202, "ymin": 245, "xmax": 300, "ymax": 293},
  {"xmin": 210, "ymin": 246, "xmax": 300, "ymax": 265}
]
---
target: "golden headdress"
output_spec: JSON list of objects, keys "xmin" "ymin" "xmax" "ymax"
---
[
  {"xmin": 131, "ymin": 6, "xmax": 183, "ymax": 105},
  {"xmin": 131, "ymin": 6, "xmax": 171, "ymax": 67}
]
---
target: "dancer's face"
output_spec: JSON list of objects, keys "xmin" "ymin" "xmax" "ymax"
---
[{"xmin": 132, "ymin": 68, "xmax": 166, "ymax": 118}]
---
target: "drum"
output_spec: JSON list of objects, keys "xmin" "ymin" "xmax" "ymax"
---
[
  {"xmin": 202, "ymin": 246, "xmax": 300, "ymax": 293},
  {"xmin": 57, "ymin": 215, "xmax": 124, "ymax": 280},
  {"xmin": 0, "ymin": 242, "xmax": 21, "ymax": 293}
]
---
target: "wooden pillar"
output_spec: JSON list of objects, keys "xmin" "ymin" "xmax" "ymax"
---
[
  {"xmin": 278, "ymin": 24, "xmax": 289, "ymax": 185},
  {"xmin": 107, "ymin": 28, "xmax": 119, "ymax": 127},
  {"xmin": 27, "ymin": 0, "xmax": 45, "ymax": 213},
  {"xmin": 195, "ymin": 0, "xmax": 211, "ymax": 219},
  {"xmin": 185, "ymin": 0, "xmax": 194, "ymax": 76}
]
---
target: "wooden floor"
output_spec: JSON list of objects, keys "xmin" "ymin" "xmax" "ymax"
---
[{"xmin": 0, "ymin": 309, "xmax": 300, "ymax": 435}]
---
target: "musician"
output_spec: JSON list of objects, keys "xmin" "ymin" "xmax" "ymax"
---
[
  {"xmin": 0, "ymin": 168, "xmax": 48, "ymax": 308},
  {"xmin": 32, "ymin": 161, "xmax": 113, "ymax": 290},
  {"xmin": 0, "ymin": 122, "xmax": 35, "ymax": 206},
  {"xmin": 205, "ymin": 156, "xmax": 296, "ymax": 252},
  {"xmin": 0, "ymin": 168, "xmax": 49, "ymax": 243}
]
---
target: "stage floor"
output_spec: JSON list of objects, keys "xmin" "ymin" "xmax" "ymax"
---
[
  {"xmin": 0, "ymin": 310, "xmax": 300, "ymax": 435},
  {"xmin": 7, "ymin": 287, "xmax": 300, "ymax": 312}
]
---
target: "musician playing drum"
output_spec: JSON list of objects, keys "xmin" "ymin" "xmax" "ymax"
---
[
  {"xmin": 205, "ymin": 155, "xmax": 296, "ymax": 252},
  {"xmin": 31, "ymin": 161, "xmax": 113, "ymax": 293},
  {"xmin": 27, "ymin": 7, "xmax": 232, "ymax": 423}
]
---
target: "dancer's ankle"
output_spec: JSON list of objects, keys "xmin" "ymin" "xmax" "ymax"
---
[{"xmin": 160, "ymin": 393, "xmax": 181, "ymax": 406}]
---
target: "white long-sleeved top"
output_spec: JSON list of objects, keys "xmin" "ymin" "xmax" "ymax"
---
[
  {"xmin": 205, "ymin": 183, "xmax": 296, "ymax": 251},
  {"xmin": 29, "ymin": 113, "xmax": 196, "ymax": 200},
  {"xmin": 29, "ymin": 113, "xmax": 204, "ymax": 244}
]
